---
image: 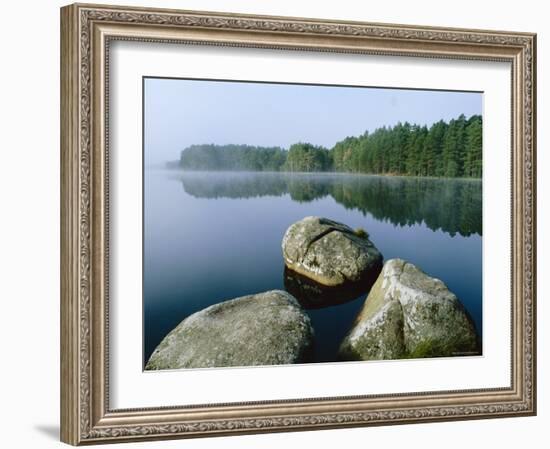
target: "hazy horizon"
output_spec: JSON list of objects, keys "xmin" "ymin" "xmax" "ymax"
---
[{"xmin": 144, "ymin": 78, "xmax": 482, "ymax": 166}]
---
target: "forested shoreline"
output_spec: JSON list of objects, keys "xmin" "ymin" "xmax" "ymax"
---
[{"xmin": 176, "ymin": 114, "xmax": 482, "ymax": 178}]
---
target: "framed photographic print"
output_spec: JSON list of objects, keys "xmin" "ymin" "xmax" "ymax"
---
[{"xmin": 60, "ymin": 3, "xmax": 537, "ymax": 445}]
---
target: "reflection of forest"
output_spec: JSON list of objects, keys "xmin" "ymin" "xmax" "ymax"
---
[{"xmin": 177, "ymin": 172, "xmax": 482, "ymax": 237}]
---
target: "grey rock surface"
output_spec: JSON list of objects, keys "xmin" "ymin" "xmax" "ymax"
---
[
  {"xmin": 145, "ymin": 290, "xmax": 314, "ymax": 370},
  {"xmin": 339, "ymin": 259, "xmax": 480, "ymax": 361},
  {"xmin": 282, "ymin": 216, "xmax": 383, "ymax": 287}
]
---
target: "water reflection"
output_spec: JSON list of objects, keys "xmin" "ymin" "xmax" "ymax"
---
[
  {"xmin": 176, "ymin": 172, "xmax": 482, "ymax": 237},
  {"xmin": 145, "ymin": 170, "xmax": 483, "ymax": 363},
  {"xmin": 284, "ymin": 266, "xmax": 379, "ymax": 309}
]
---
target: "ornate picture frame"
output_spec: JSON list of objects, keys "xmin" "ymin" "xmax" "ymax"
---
[{"xmin": 60, "ymin": 3, "xmax": 536, "ymax": 445}]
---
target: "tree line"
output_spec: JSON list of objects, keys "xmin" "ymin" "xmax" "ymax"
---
[
  {"xmin": 179, "ymin": 144, "xmax": 287, "ymax": 171},
  {"xmin": 177, "ymin": 114, "xmax": 482, "ymax": 178}
]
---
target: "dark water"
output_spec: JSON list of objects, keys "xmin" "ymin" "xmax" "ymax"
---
[{"xmin": 144, "ymin": 171, "xmax": 482, "ymax": 365}]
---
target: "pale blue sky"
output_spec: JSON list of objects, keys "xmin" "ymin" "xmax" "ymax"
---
[{"xmin": 144, "ymin": 77, "xmax": 482, "ymax": 165}]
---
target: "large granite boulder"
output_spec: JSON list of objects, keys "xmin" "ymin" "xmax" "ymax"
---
[
  {"xmin": 282, "ymin": 216, "xmax": 383, "ymax": 287},
  {"xmin": 145, "ymin": 290, "xmax": 314, "ymax": 370},
  {"xmin": 339, "ymin": 259, "xmax": 480, "ymax": 361}
]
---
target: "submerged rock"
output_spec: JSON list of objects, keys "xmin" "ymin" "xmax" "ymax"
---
[
  {"xmin": 145, "ymin": 290, "xmax": 314, "ymax": 370},
  {"xmin": 284, "ymin": 266, "xmax": 375, "ymax": 309},
  {"xmin": 282, "ymin": 216, "xmax": 383, "ymax": 287},
  {"xmin": 339, "ymin": 259, "xmax": 480, "ymax": 361}
]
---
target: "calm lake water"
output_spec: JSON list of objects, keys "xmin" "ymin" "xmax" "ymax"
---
[{"xmin": 144, "ymin": 171, "xmax": 482, "ymax": 365}]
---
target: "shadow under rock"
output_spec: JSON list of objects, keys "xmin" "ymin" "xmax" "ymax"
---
[{"xmin": 283, "ymin": 264, "xmax": 380, "ymax": 309}]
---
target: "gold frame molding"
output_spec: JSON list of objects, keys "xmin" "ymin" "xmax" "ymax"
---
[{"xmin": 60, "ymin": 3, "xmax": 537, "ymax": 445}]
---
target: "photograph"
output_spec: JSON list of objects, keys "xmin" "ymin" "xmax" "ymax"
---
[
  {"xmin": 58, "ymin": 3, "xmax": 536, "ymax": 444},
  {"xmin": 143, "ymin": 78, "xmax": 483, "ymax": 370}
]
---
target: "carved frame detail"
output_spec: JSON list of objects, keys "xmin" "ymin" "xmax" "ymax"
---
[{"xmin": 60, "ymin": 3, "xmax": 536, "ymax": 445}]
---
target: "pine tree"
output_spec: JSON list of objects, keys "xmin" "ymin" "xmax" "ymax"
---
[
  {"xmin": 464, "ymin": 116, "xmax": 482, "ymax": 177},
  {"xmin": 179, "ymin": 115, "xmax": 482, "ymax": 178}
]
